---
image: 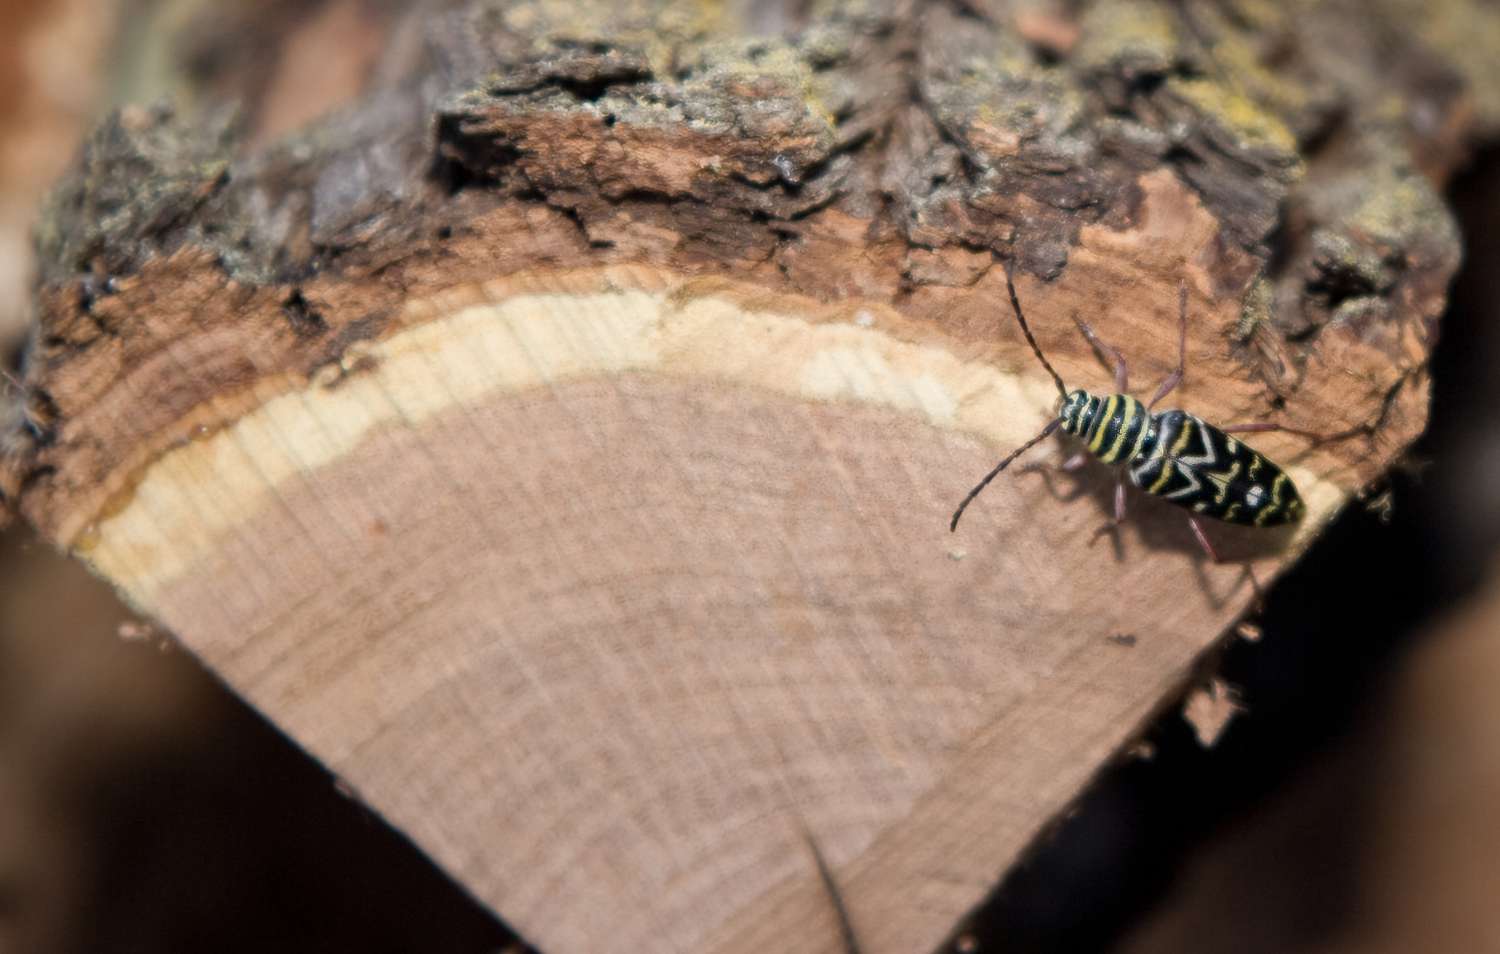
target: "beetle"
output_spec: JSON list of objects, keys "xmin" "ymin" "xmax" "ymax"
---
[{"xmin": 949, "ymin": 273, "xmax": 1305, "ymax": 563}]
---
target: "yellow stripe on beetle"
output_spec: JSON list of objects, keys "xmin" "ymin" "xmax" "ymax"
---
[
  {"xmin": 1103, "ymin": 396, "xmax": 1139, "ymax": 463},
  {"xmin": 1088, "ymin": 395, "xmax": 1119, "ymax": 454}
]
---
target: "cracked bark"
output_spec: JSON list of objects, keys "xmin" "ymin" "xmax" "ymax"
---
[{"xmin": 5, "ymin": 1, "xmax": 1497, "ymax": 952}]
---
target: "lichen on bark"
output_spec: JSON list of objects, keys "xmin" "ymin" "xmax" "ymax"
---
[{"xmin": 5, "ymin": 0, "xmax": 1498, "ymax": 520}]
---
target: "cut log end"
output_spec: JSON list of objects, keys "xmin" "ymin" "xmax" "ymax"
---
[
  {"xmin": 6, "ymin": 0, "xmax": 1491, "ymax": 951},
  {"xmin": 22, "ymin": 262, "xmax": 1352, "ymax": 954}
]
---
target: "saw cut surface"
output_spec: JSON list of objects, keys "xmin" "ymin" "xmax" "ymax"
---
[{"xmin": 76, "ymin": 276, "xmax": 1340, "ymax": 954}]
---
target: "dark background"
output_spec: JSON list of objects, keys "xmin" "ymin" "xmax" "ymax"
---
[{"xmin": 3, "ymin": 2, "xmax": 1499, "ymax": 952}]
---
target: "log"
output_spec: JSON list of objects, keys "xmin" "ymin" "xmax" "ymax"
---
[{"xmin": 5, "ymin": 1, "xmax": 1494, "ymax": 951}]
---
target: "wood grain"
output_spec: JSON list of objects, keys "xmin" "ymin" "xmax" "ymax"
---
[
  {"xmin": 61, "ymin": 266, "xmax": 1342, "ymax": 954},
  {"xmin": 8, "ymin": 0, "xmax": 1497, "ymax": 950},
  {"xmin": 116, "ymin": 360, "xmax": 1303, "ymax": 954}
]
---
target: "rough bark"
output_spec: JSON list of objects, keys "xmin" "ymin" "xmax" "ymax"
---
[{"xmin": 5, "ymin": 1, "xmax": 1497, "ymax": 952}]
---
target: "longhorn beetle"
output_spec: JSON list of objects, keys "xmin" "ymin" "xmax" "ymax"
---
[{"xmin": 950, "ymin": 273, "xmax": 1306, "ymax": 563}]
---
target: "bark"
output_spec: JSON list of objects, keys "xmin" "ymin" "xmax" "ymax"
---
[{"xmin": 5, "ymin": 1, "xmax": 1497, "ymax": 952}]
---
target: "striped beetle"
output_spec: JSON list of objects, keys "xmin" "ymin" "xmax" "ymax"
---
[{"xmin": 950, "ymin": 273, "xmax": 1306, "ymax": 563}]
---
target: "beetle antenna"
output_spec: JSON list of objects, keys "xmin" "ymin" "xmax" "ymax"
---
[
  {"xmin": 1005, "ymin": 271, "xmax": 1068, "ymax": 399},
  {"xmin": 950, "ymin": 418, "xmax": 1063, "ymax": 532}
]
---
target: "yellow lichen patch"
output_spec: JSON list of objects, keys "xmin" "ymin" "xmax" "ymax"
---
[
  {"xmin": 1168, "ymin": 75, "xmax": 1300, "ymax": 160},
  {"xmin": 1074, "ymin": 0, "xmax": 1178, "ymax": 76},
  {"xmin": 82, "ymin": 274, "xmax": 1347, "ymax": 608},
  {"xmin": 1197, "ymin": 11, "xmax": 1316, "ymax": 138}
]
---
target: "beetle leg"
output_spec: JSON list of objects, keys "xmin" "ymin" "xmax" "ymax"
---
[
  {"xmin": 1147, "ymin": 281, "xmax": 1188, "ymax": 409},
  {"xmin": 1072, "ymin": 315, "xmax": 1129, "ymax": 393},
  {"xmin": 1189, "ymin": 513, "xmax": 1264, "ymax": 599},
  {"xmin": 1220, "ymin": 421, "xmax": 1280, "ymax": 434},
  {"xmin": 1221, "ymin": 420, "xmax": 1369, "ymax": 445},
  {"xmin": 1186, "ymin": 513, "xmax": 1219, "ymax": 562}
]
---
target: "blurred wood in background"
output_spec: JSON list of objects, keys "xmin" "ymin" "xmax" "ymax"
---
[{"xmin": 0, "ymin": 0, "xmax": 113, "ymax": 346}]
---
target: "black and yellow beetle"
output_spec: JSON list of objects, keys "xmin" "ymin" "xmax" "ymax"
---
[{"xmin": 950, "ymin": 273, "xmax": 1305, "ymax": 561}]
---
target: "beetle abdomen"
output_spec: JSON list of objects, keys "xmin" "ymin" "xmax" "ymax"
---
[{"xmin": 1128, "ymin": 411, "xmax": 1304, "ymax": 526}]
